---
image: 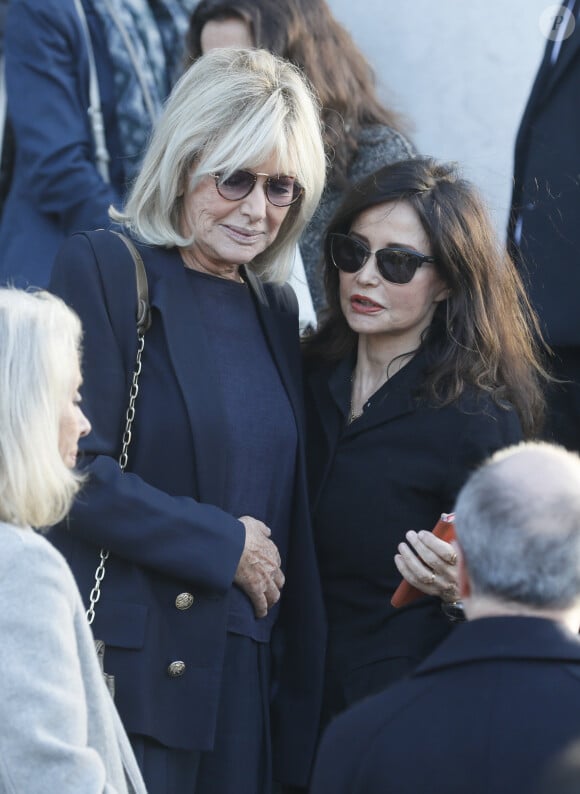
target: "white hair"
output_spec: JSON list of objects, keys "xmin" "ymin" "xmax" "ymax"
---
[
  {"xmin": 0, "ymin": 289, "xmax": 85, "ymax": 528},
  {"xmin": 111, "ymin": 47, "xmax": 327, "ymax": 283},
  {"xmin": 454, "ymin": 441, "xmax": 580, "ymax": 609}
]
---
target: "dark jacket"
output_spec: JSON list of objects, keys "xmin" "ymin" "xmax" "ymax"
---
[
  {"xmin": 311, "ymin": 616, "xmax": 580, "ymax": 794},
  {"xmin": 508, "ymin": 17, "xmax": 580, "ymax": 346},
  {"xmin": 48, "ymin": 230, "xmax": 326, "ymax": 787},
  {"xmin": 306, "ymin": 353, "xmax": 522, "ymax": 719},
  {"xmin": 0, "ymin": 0, "xmax": 123, "ymax": 288}
]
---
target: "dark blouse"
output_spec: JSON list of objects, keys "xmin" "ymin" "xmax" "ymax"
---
[
  {"xmin": 306, "ymin": 351, "xmax": 523, "ymax": 721},
  {"xmin": 187, "ymin": 269, "xmax": 297, "ymax": 642}
]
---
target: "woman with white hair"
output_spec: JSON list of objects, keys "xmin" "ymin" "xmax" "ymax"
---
[
  {"xmin": 49, "ymin": 48, "xmax": 327, "ymax": 793},
  {"xmin": 0, "ymin": 288, "xmax": 147, "ymax": 793}
]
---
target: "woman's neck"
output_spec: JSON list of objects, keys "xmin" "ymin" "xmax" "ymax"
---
[
  {"xmin": 179, "ymin": 247, "xmax": 244, "ymax": 283},
  {"xmin": 349, "ymin": 336, "xmax": 416, "ymax": 421}
]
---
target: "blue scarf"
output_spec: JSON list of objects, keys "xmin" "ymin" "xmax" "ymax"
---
[{"xmin": 88, "ymin": 0, "xmax": 193, "ymax": 183}]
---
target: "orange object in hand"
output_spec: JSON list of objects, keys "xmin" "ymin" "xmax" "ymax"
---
[{"xmin": 391, "ymin": 512, "xmax": 456, "ymax": 608}]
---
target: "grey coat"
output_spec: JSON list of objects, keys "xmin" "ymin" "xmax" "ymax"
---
[
  {"xmin": 300, "ymin": 123, "xmax": 416, "ymax": 312},
  {"xmin": 0, "ymin": 521, "xmax": 147, "ymax": 794}
]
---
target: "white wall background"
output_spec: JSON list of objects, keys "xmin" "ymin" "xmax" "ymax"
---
[{"xmin": 326, "ymin": 1, "xmax": 553, "ymax": 238}]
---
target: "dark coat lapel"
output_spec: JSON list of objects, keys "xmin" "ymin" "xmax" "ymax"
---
[
  {"xmin": 149, "ymin": 259, "xmax": 303, "ymax": 505},
  {"xmin": 310, "ymin": 352, "xmax": 422, "ymax": 445},
  {"xmin": 416, "ymin": 616, "xmax": 580, "ymax": 675},
  {"xmin": 306, "ymin": 353, "xmax": 419, "ymax": 514},
  {"xmin": 540, "ymin": 19, "xmax": 580, "ymax": 101},
  {"xmin": 522, "ymin": 19, "xmax": 580, "ymax": 123},
  {"xmin": 346, "ymin": 366, "xmax": 418, "ymax": 437},
  {"xmin": 308, "ymin": 363, "xmax": 346, "ymax": 454},
  {"xmin": 243, "ymin": 269, "xmax": 303, "ymax": 431},
  {"xmin": 520, "ymin": 41, "xmax": 557, "ymax": 126},
  {"xmin": 151, "ymin": 257, "xmax": 230, "ymax": 506}
]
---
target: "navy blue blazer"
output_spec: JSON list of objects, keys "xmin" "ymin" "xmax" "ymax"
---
[
  {"xmin": 0, "ymin": 0, "xmax": 124, "ymax": 288},
  {"xmin": 306, "ymin": 354, "xmax": 523, "ymax": 719},
  {"xmin": 311, "ymin": 616, "xmax": 580, "ymax": 794},
  {"xmin": 48, "ymin": 230, "xmax": 326, "ymax": 786},
  {"xmin": 508, "ymin": 16, "xmax": 580, "ymax": 346}
]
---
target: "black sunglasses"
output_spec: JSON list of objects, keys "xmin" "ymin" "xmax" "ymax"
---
[
  {"xmin": 329, "ymin": 232, "xmax": 435, "ymax": 285},
  {"xmin": 210, "ymin": 170, "xmax": 303, "ymax": 207}
]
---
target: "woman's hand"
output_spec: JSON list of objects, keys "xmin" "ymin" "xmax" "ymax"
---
[
  {"xmin": 394, "ymin": 529, "xmax": 459, "ymax": 602},
  {"xmin": 234, "ymin": 516, "xmax": 285, "ymax": 618}
]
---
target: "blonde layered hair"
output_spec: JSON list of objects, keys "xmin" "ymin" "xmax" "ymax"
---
[
  {"xmin": 0, "ymin": 289, "xmax": 85, "ymax": 528},
  {"xmin": 112, "ymin": 47, "xmax": 326, "ymax": 283}
]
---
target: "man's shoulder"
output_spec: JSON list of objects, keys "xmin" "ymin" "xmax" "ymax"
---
[
  {"xmin": 417, "ymin": 616, "xmax": 580, "ymax": 674},
  {"xmin": 325, "ymin": 617, "xmax": 580, "ymax": 745},
  {"xmin": 312, "ymin": 618, "xmax": 580, "ymax": 794},
  {"xmin": 321, "ymin": 674, "xmax": 434, "ymax": 753}
]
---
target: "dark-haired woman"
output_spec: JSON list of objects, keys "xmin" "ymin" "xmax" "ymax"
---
[{"xmin": 303, "ymin": 157, "xmax": 549, "ymax": 729}]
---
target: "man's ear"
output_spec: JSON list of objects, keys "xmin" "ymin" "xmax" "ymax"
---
[{"xmin": 453, "ymin": 540, "xmax": 471, "ymax": 599}]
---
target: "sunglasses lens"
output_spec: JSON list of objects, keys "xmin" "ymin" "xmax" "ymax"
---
[
  {"xmin": 216, "ymin": 170, "xmax": 255, "ymax": 200},
  {"xmin": 376, "ymin": 249, "xmax": 419, "ymax": 284},
  {"xmin": 331, "ymin": 234, "xmax": 367, "ymax": 272},
  {"xmin": 267, "ymin": 176, "xmax": 301, "ymax": 207},
  {"xmin": 215, "ymin": 171, "xmax": 301, "ymax": 206}
]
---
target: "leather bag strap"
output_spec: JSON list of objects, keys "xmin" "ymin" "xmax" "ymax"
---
[{"xmin": 110, "ymin": 230, "xmax": 152, "ymax": 335}]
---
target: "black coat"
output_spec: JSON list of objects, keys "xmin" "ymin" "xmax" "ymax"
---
[
  {"xmin": 311, "ymin": 616, "xmax": 580, "ymax": 794},
  {"xmin": 508, "ymin": 15, "xmax": 580, "ymax": 347},
  {"xmin": 306, "ymin": 353, "xmax": 522, "ymax": 720},
  {"xmin": 48, "ymin": 230, "xmax": 326, "ymax": 787}
]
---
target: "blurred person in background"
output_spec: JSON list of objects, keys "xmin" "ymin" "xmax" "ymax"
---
[
  {"xmin": 0, "ymin": 0, "xmax": 193, "ymax": 288},
  {"xmin": 508, "ymin": 2, "xmax": 580, "ymax": 451}
]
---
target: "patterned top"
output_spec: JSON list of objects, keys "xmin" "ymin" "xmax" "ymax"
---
[{"xmin": 300, "ymin": 123, "xmax": 416, "ymax": 312}]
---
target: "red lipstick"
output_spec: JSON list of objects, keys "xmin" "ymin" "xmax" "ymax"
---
[{"xmin": 350, "ymin": 294, "xmax": 383, "ymax": 314}]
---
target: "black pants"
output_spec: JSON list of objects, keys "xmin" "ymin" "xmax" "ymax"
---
[{"xmin": 131, "ymin": 634, "xmax": 272, "ymax": 794}]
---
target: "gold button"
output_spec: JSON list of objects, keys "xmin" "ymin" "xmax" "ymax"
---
[
  {"xmin": 175, "ymin": 592, "xmax": 194, "ymax": 610},
  {"xmin": 167, "ymin": 661, "xmax": 186, "ymax": 677}
]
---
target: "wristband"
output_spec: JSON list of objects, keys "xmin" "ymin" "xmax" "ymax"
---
[{"xmin": 441, "ymin": 600, "xmax": 466, "ymax": 623}]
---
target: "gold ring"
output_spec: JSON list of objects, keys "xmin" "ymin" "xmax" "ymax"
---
[{"xmin": 449, "ymin": 552, "xmax": 457, "ymax": 566}]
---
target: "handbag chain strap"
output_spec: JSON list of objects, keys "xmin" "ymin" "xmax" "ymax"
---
[{"xmin": 86, "ymin": 233, "xmax": 150, "ymax": 625}]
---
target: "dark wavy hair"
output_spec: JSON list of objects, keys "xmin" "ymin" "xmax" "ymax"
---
[
  {"xmin": 185, "ymin": 0, "xmax": 408, "ymax": 186},
  {"xmin": 303, "ymin": 157, "xmax": 549, "ymax": 437}
]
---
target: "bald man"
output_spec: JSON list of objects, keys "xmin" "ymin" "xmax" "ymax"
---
[{"xmin": 310, "ymin": 442, "xmax": 580, "ymax": 794}]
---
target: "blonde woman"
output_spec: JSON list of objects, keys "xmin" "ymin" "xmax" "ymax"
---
[
  {"xmin": 49, "ymin": 48, "xmax": 327, "ymax": 793},
  {"xmin": 0, "ymin": 288, "xmax": 146, "ymax": 794}
]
